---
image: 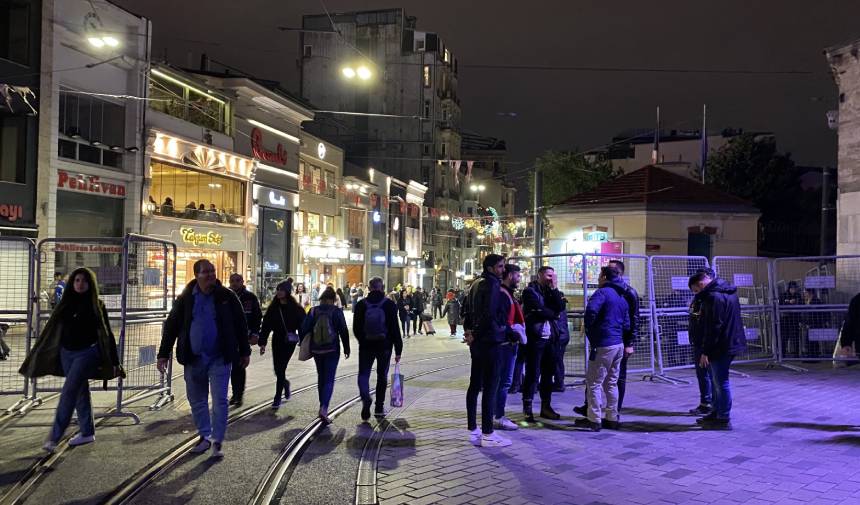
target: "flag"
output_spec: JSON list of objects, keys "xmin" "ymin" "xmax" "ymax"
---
[{"xmin": 466, "ymin": 161, "xmax": 474, "ymax": 184}]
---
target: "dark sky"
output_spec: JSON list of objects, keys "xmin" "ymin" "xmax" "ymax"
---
[{"xmin": 117, "ymin": 0, "xmax": 860, "ymax": 181}]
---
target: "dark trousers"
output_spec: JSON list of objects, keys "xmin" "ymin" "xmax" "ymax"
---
[
  {"xmin": 358, "ymin": 344, "xmax": 393, "ymax": 409},
  {"xmin": 273, "ymin": 340, "xmax": 297, "ymax": 400},
  {"xmin": 511, "ymin": 345, "xmax": 526, "ymax": 392},
  {"xmin": 412, "ymin": 313, "xmax": 421, "ymax": 334},
  {"xmin": 231, "ymin": 357, "xmax": 246, "ymax": 399},
  {"xmin": 694, "ymin": 347, "xmax": 713, "ymax": 405},
  {"xmin": 522, "ymin": 337, "xmax": 557, "ymax": 404},
  {"xmin": 554, "ymin": 340, "xmax": 569, "ymax": 388},
  {"xmin": 400, "ymin": 317, "xmax": 410, "ymax": 336},
  {"xmin": 433, "ymin": 304, "xmax": 443, "ymax": 319},
  {"xmin": 582, "ymin": 352, "xmax": 630, "ymax": 410},
  {"xmin": 709, "ymin": 353, "xmax": 733, "ymax": 419},
  {"xmin": 449, "ymin": 323, "xmax": 457, "ymax": 335},
  {"xmin": 313, "ymin": 351, "xmax": 340, "ymax": 410},
  {"xmin": 466, "ymin": 341, "xmax": 501, "ymax": 434}
]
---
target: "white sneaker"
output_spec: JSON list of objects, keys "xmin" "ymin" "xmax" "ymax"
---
[
  {"xmin": 190, "ymin": 436, "xmax": 211, "ymax": 454},
  {"xmin": 69, "ymin": 434, "xmax": 95, "ymax": 447},
  {"xmin": 480, "ymin": 432, "xmax": 512, "ymax": 448},
  {"xmin": 211, "ymin": 442, "xmax": 224, "ymax": 459},
  {"xmin": 494, "ymin": 416, "xmax": 519, "ymax": 431},
  {"xmin": 468, "ymin": 428, "xmax": 481, "ymax": 446},
  {"xmin": 42, "ymin": 440, "xmax": 58, "ymax": 453}
]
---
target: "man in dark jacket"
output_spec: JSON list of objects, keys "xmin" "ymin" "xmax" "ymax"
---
[
  {"xmin": 577, "ymin": 266, "xmax": 630, "ymax": 431},
  {"xmin": 227, "ymin": 273, "xmax": 262, "ymax": 407},
  {"xmin": 688, "ymin": 270, "xmax": 746, "ymax": 430},
  {"xmin": 840, "ymin": 292, "xmax": 860, "ymax": 351},
  {"xmin": 574, "ymin": 259, "xmax": 640, "ymax": 417},
  {"xmin": 463, "ymin": 253, "xmax": 511, "ymax": 447},
  {"xmin": 353, "ymin": 276, "xmax": 403, "ymax": 420},
  {"xmin": 412, "ymin": 287, "xmax": 426, "ymax": 334},
  {"xmin": 158, "ymin": 260, "xmax": 251, "ymax": 458},
  {"xmin": 521, "ymin": 265, "xmax": 566, "ymax": 422}
]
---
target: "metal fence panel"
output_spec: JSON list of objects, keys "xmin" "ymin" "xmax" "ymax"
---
[
  {"xmin": 654, "ymin": 311, "xmax": 695, "ymax": 371},
  {"xmin": 0, "ymin": 237, "xmax": 35, "ymax": 406},
  {"xmin": 773, "ymin": 256, "xmax": 860, "ymax": 362}
]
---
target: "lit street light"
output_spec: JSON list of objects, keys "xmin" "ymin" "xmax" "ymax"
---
[
  {"xmin": 342, "ymin": 64, "xmax": 373, "ymax": 81},
  {"xmin": 470, "ymin": 183, "xmax": 486, "ymax": 204},
  {"xmin": 342, "ymin": 67, "xmax": 356, "ymax": 79}
]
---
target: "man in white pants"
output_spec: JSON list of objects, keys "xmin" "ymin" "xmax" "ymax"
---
[{"xmin": 576, "ymin": 265, "xmax": 630, "ymax": 432}]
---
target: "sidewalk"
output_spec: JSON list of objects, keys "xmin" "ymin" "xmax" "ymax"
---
[{"xmin": 376, "ymin": 363, "xmax": 860, "ymax": 505}]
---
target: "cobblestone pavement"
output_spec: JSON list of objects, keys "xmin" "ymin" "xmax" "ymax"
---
[{"xmin": 376, "ymin": 362, "xmax": 860, "ymax": 505}]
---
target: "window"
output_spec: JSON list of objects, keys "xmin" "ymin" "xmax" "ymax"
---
[
  {"xmin": 347, "ymin": 209, "xmax": 365, "ymax": 238},
  {"xmin": 423, "ymin": 65, "xmax": 431, "ymax": 88},
  {"xmin": 0, "ymin": 113, "xmax": 26, "ymax": 183},
  {"xmin": 307, "ymin": 213, "xmax": 320, "ymax": 236},
  {"xmin": 293, "ymin": 211, "xmax": 304, "ymax": 232},
  {"xmin": 322, "ymin": 215, "xmax": 334, "ymax": 235},
  {"xmin": 422, "ymin": 144, "xmax": 430, "ymax": 156},
  {"xmin": 440, "ymin": 142, "xmax": 447, "ymax": 157},
  {"xmin": 58, "ymin": 89, "xmax": 126, "ymax": 169},
  {"xmin": 0, "ymin": 1, "xmax": 29, "ymax": 66},
  {"xmin": 423, "ymin": 100, "xmax": 430, "ymax": 118},
  {"xmin": 416, "ymin": 39, "xmax": 425, "ymax": 52},
  {"xmin": 148, "ymin": 72, "xmax": 228, "ymax": 134},
  {"xmin": 323, "ymin": 169, "xmax": 335, "ymax": 198},
  {"xmin": 303, "ymin": 45, "xmax": 312, "ymax": 57},
  {"xmin": 149, "ymin": 161, "xmax": 246, "ymax": 224}
]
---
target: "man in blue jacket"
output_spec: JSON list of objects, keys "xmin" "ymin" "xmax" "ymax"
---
[
  {"xmin": 688, "ymin": 270, "xmax": 747, "ymax": 430},
  {"xmin": 577, "ymin": 265, "xmax": 629, "ymax": 432},
  {"xmin": 463, "ymin": 254, "xmax": 511, "ymax": 447}
]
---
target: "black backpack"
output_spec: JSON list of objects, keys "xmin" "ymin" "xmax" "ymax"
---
[{"xmin": 363, "ymin": 299, "xmax": 388, "ymax": 342}]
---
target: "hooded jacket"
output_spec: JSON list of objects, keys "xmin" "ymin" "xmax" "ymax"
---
[
  {"xmin": 353, "ymin": 291, "xmax": 403, "ymax": 355},
  {"xmin": 20, "ymin": 268, "xmax": 123, "ymax": 381},
  {"xmin": 841, "ymin": 292, "xmax": 860, "ymax": 350},
  {"xmin": 688, "ymin": 277, "xmax": 747, "ymax": 359},
  {"xmin": 158, "ymin": 280, "xmax": 251, "ymax": 365},
  {"xmin": 584, "ymin": 279, "xmax": 631, "ymax": 348},
  {"xmin": 522, "ymin": 281, "xmax": 565, "ymax": 341}
]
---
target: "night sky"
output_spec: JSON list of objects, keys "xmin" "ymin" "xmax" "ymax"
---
[{"xmin": 116, "ymin": 0, "xmax": 860, "ymax": 193}]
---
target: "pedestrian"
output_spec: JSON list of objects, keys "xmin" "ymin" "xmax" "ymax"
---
[
  {"xmin": 779, "ymin": 281, "xmax": 803, "ymax": 358},
  {"xmin": 51, "ymin": 271, "xmax": 66, "ymax": 309},
  {"xmin": 552, "ymin": 290, "xmax": 570, "ymax": 392},
  {"xmin": 463, "ymin": 254, "xmax": 511, "ymax": 447},
  {"xmin": 412, "ymin": 286, "xmax": 426, "ymax": 335},
  {"xmin": 687, "ymin": 267, "xmax": 716, "ymax": 416},
  {"xmin": 300, "ymin": 287, "xmax": 351, "ymax": 424},
  {"xmin": 157, "ymin": 259, "xmax": 251, "ymax": 458},
  {"xmin": 350, "ymin": 283, "xmax": 359, "ymax": 310},
  {"xmin": 397, "ymin": 289, "xmax": 412, "ymax": 338},
  {"xmin": 311, "ymin": 283, "xmax": 320, "ymax": 307},
  {"xmin": 336, "ymin": 287, "xmax": 348, "ymax": 309},
  {"xmin": 431, "ymin": 286, "xmax": 443, "ymax": 319},
  {"xmin": 521, "ymin": 266, "xmax": 565, "ymax": 422},
  {"xmin": 839, "ymin": 292, "xmax": 860, "ymax": 357},
  {"xmin": 576, "ymin": 266, "xmax": 630, "ymax": 432},
  {"xmin": 227, "ymin": 273, "xmax": 262, "ymax": 408},
  {"xmin": 574, "ymin": 259, "xmax": 640, "ymax": 418},
  {"xmin": 259, "ymin": 280, "xmax": 306, "ymax": 409},
  {"xmin": 688, "ymin": 270, "xmax": 746, "ymax": 430},
  {"xmin": 294, "ymin": 282, "xmax": 310, "ymax": 311},
  {"xmin": 353, "ymin": 277, "xmax": 403, "ymax": 420},
  {"xmin": 495, "ymin": 264, "xmax": 526, "ymax": 432},
  {"xmin": 20, "ymin": 268, "xmax": 124, "ymax": 452},
  {"xmin": 442, "ymin": 289, "xmax": 462, "ymax": 337}
]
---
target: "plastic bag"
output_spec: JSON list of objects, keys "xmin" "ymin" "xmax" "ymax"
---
[{"xmin": 390, "ymin": 362, "xmax": 404, "ymax": 407}]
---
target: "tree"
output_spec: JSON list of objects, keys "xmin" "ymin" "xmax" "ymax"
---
[
  {"xmin": 529, "ymin": 151, "xmax": 619, "ymax": 208},
  {"xmin": 704, "ymin": 134, "xmax": 805, "ymax": 221}
]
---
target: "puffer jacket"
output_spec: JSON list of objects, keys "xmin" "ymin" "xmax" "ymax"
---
[
  {"xmin": 584, "ymin": 279, "xmax": 631, "ymax": 348},
  {"xmin": 688, "ymin": 277, "xmax": 747, "ymax": 359}
]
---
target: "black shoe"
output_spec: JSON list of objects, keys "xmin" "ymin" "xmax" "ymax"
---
[
  {"xmin": 361, "ymin": 400, "xmax": 371, "ymax": 421},
  {"xmin": 539, "ymin": 406, "xmax": 561, "ymax": 421},
  {"xmin": 228, "ymin": 396, "xmax": 237, "ymax": 406},
  {"xmin": 689, "ymin": 404, "xmax": 713, "ymax": 416},
  {"xmin": 602, "ymin": 419, "xmax": 622, "ymax": 430},
  {"xmin": 230, "ymin": 397, "xmax": 243, "ymax": 408},
  {"xmin": 374, "ymin": 405, "xmax": 386, "ymax": 418},
  {"xmin": 574, "ymin": 418, "xmax": 601, "ymax": 432},
  {"xmin": 699, "ymin": 417, "xmax": 732, "ymax": 430},
  {"xmin": 552, "ymin": 386, "xmax": 565, "ymax": 393},
  {"xmin": 523, "ymin": 401, "xmax": 535, "ymax": 423},
  {"xmin": 573, "ymin": 405, "xmax": 587, "ymax": 417},
  {"xmin": 284, "ymin": 380, "xmax": 291, "ymax": 400},
  {"xmin": 695, "ymin": 413, "xmax": 718, "ymax": 425}
]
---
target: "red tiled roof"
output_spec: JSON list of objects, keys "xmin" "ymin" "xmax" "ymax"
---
[{"xmin": 552, "ymin": 165, "xmax": 757, "ymax": 213}]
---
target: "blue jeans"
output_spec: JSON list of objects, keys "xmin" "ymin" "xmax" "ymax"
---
[
  {"xmin": 185, "ymin": 356, "xmax": 231, "ymax": 443},
  {"xmin": 313, "ymin": 351, "xmax": 340, "ymax": 410},
  {"xmin": 694, "ymin": 347, "xmax": 712, "ymax": 405},
  {"xmin": 358, "ymin": 345, "xmax": 392, "ymax": 409},
  {"xmin": 50, "ymin": 346, "xmax": 100, "ymax": 442},
  {"xmin": 708, "ymin": 354, "xmax": 733, "ymax": 419},
  {"xmin": 495, "ymin": 343, "xmax": 518, "ymax": 419}
]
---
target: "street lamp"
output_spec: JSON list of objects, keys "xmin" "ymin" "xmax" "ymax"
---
[
  {"xmin": 341, "ymin": 64, "xmax": 373, "ymax": 81},
  {"xmin": 470, "ymin": 183, "xmax": 486, "ymax": 204}
]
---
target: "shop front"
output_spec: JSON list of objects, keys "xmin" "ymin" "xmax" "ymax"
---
[
  {"xmin": 388, "ymin": 250, "xmax": 408, "ymax": 290},
  {"xmin": 298, "ymin": 236, "xmax": 352, "ymax": 289},
  {"xmin": 253, "ymin": 184, "xmax": 298, "ymax": 304}
]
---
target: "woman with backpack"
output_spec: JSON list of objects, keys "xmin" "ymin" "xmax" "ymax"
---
[
  {"xmin": 259, "ymin": 280, "xmax": 306, "ymax": 409},
  {"xmin": 300, "ymin": 287, "xmax": 351, "ymax": 424},
  {"xmin": 19, "ymin": 268, "xmax": 124, "ymax": 452},
  {"xmin": 397, "ymin": 289, "xmax": 412, "ymax": 338}
]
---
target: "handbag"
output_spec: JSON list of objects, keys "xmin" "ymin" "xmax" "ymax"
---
[
  {"xmin": 390, "ymin": 362, "xmax": 404, "ymax": 407},
  {"xmin": 279, "ymin": 307, "xmax": 300, "ymax": 343}
]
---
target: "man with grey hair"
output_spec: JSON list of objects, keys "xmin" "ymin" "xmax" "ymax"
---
[{"xmin": 353, "ymin": 277, "xmax": 403, "ymax": 420}]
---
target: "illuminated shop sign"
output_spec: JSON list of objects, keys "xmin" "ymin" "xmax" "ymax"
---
[{"xmin": 180, "ymin": 227, "xmax": 224, "ymax": 247}]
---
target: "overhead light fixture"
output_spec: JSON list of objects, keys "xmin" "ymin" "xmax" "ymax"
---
[
  {"xmin": 87, "ymin": 37, "xmax": 105, "ymax": 48},
  {"xmin": 342, "ymin": 67, "xmax": 356, "ymax": 79},
  {"xmin": 102, "ymin": 36, "xmax": 119, "ymax": 47},
  {"xmin": 110, "ymin": 145, "xmax": 123, "ymax": 152},
  {"xmin": 90, "ymin": 140, "xmax": 103, "ymax": 147},
  {"xmin": 125, "ymin": 146, "xmax": 139, "ymax": 153},
  {"xmin": 356, "ymin": 66, "xmax": 372, "ymax": 80}
]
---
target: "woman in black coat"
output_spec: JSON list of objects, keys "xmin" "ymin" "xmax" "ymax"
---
[
  {"xmin": 397, "ymin": 289, "xmax": 412, "ymax": 338},
  {"xmin": 259, "ymin": 280, "xmax": 306, "ymax": 408}
]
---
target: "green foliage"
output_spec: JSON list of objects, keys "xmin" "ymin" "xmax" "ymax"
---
[{"xmin": 529, "ymin": 151, "xmax": 619, "ymax": 207}]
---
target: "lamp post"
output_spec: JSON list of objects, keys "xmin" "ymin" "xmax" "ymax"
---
[{"xmin": 469, "ymin": 183, "xmax": 486, "ymax": 205}]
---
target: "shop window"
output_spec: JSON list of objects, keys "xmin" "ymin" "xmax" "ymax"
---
[
  {"xmin": 322, "ymin": 215, "xmax": 334, "ymax": 235},
  {"xmin": 307, "ymin": 212, "xmax": 320, "ymax": 237},
  {"xmin": 149, "ymin": 161, "xmax": 246, "ymax": 224},
  {"xmin": 303, "ymin": 45, "xmax": 312, "ymax": 57},
  {"xmin": 58, "ymin": 90, "xmax": 126, "ymax": 170},
  {"xmin": 0, "ymin": 113, "xmax": 26, "ymax": 183},
  {"xmin": 423, "ymin": 65, "xmax": 431, "ymax": 88},
  {"xmin": 323, "ymin": 169, "xmax": 335, "ymax": 198},
  {"xmin": 259, "ymin": 207, "xmax": 290, "ymax": 304},
  {"xmin": 347, "ymin": 209, "xmax": 364, "ymax": 240},
  {"xmin": 293, "ymin": 210, "xmax": 304, "ymax": 232},
  {"xmin": 0, "ymin": 1, "xmax": 29, "ymax": 66},
  {"xmin": 56, "ymin": 191, "xmax": 124, "ymax": 238},
  {"xmin": 148, "ymin": 71, "xmax": 228, "ymax": 134}
]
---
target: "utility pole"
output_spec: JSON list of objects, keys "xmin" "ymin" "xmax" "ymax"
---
[
  {"xmin": 533, "ymin": 168, "xmax": 543, "ymax": 257},
  {"xmin": 821, "ymin": 167, "xmax": 832, "ymax": 256},
  {"xmin": 701, "ymin": 104, "xmax": 708, "ymax": 184}
]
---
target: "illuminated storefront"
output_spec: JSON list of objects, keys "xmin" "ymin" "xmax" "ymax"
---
[{"xmin": 297, "ymin": 235, "xmax": 358, "ymax": 287}]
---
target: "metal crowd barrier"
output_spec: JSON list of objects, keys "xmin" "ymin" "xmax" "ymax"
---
[{"xmin": 0, "ymin": 237, "xmax": 36, "ymax": 414}]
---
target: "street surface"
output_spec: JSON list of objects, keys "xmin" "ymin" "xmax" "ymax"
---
[{"xmin": 1, "ymin": 315, "xmax": 859, "ymax": 505}]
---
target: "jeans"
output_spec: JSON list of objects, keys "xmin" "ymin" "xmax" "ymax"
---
[
  {"xmin": 185, "ymin": 355, "xmax": 232, "ymax": 443},
  {"xmin": 708, "ymin": 353, "xmax": 734, "ymax": 419},
  {"xmin": 358, "ymin": 344, "xmax": 392, "ymax": 409},
  {"xmin": 522, "ymin": 337, "xmax": 557, "ymax": 404},
  {"xmin": 230, "ymin": 357, "xmax": 246, "ymax": 399},
  {"xmin": 433, "ymin": 304, "xmax": 443, "ymax": 319},
  {"xmin": 495, "ymin": 343, "xmax": 518, "ymax": 419},
  {"xmin": 50, "ymin": 346, "xmax": 100, "ymax": 443},
  {"xmin": 273, "ymin": 340, "xmax": 297, "ymax": 400},
  {"xmin": 313, "ymin": 351, "xmax": 340, "ymax": 410},
  {"xmin": 585, "ymin": 344, "xmax": 624, "ymax": 422},
  {"xmin": 466, "ymin": 341, "xmax": 501, "ymax": 434},
  {"xmin": 449, "ymin": 324, "xmax": 457, "ymax": 336},
  {"xmin": 694, "ymin": 347, "xmax": 713, "ymax": 405},
  {"xmin": 400, "ymin": 317, "xmax": 410, "ymax": 336},
  {"xmin": 554, "ymin": 340, "xmax": 569, "ymax": 388},
  {"xmin": 511, "ymin": 346, "xmax": 526, "ymax": 392}
]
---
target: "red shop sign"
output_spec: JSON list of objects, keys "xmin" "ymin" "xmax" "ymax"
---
[
  {"xmin": 57, "ymin": 170, "xmax": 126, "ymax": 198},
  {"xmin": 251, "ymin": 128, "xmax": 288, "ymax": 166}
]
